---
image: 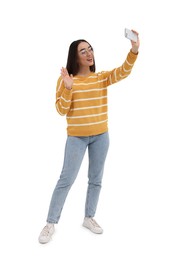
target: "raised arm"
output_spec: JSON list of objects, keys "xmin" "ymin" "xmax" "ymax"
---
[{"xmin": 102, "ymin": 30, "xmax": 140, "ymax": 85}]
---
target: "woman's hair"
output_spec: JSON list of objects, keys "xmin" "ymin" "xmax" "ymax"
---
[{"xmin": 66, "ymin": 39, "xmax": 96, "ymax": 76}]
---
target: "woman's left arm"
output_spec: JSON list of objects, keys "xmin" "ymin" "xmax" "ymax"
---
[
  {"xmin": 100, "ymin": 30, "xmax": 140, "ymax": 86},
  {"xmin": 108, "ymin": 30, "xmax": 140, "ymax": 84}
]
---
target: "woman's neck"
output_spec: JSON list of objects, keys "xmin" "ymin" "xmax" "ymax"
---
[{"xmin": 77, "ymin": 68, "xmax": 91, "ymax": 77}]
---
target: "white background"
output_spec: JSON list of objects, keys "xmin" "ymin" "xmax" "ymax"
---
[{"xmin": 0, "ymin": 0, "xmax": 173, "ymax": 259}]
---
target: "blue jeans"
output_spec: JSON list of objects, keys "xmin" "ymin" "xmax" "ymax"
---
[{"xmin": 47, "ymin": 132, "xmax": 109, "ymax": 224}]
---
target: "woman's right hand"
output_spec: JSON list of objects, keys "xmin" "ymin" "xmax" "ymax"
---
[{"xmin": 61, "ymin": 67, "xmax": 73, "ymax": 90}]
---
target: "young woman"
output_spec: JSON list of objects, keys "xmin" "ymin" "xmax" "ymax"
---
[{"xmin": 39, "ymin": 31, "xmax": 140, "ymax": 243}]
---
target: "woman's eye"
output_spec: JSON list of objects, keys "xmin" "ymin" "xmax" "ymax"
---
[{"xmin": 81, "ymin": 50, "xmax": 86, "ymax": 55}]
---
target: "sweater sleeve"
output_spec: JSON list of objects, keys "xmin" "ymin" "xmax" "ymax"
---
[
  {"xmin": 55, "ymin": 76, "xmax": 73, "ymax": 116},
  {"xmin": 101, "ymin": 50, "xmax": 138, "ymax": 86}
]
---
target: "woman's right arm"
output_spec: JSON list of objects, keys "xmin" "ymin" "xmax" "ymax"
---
[{"xmin": 55, "ymin": 76, "xmax": 73, "ymax": 116}]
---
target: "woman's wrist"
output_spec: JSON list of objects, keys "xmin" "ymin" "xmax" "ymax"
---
[
  {"xmin": 65, "ymin": 86, "xmax": 72, "ymax": 90},
  {"xmin": 131, "ymin": 48, "xmax": 138, "ymax": 54}
]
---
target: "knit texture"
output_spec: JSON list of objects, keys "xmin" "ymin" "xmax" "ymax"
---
[{"xmin": 55, "ymin": 50, "xmax": 138, "ymax": 136}]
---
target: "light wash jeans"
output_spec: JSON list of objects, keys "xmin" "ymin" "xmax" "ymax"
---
[{"xmin": 47, "ymin": 132, "xmax": 109, "ymax": 224}]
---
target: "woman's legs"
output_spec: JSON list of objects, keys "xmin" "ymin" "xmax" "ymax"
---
[{"xmin": 39, "ymin": 132, "xmax": 110, "ymax": 242}]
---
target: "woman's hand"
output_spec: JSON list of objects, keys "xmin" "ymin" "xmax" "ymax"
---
[
  {"xmin": 130, "ymin": 30, "xmax": 140, "ymax": 54},
  {"xmin": 61, "ymin": 67, "xmax": 73, "ymax": 90}
]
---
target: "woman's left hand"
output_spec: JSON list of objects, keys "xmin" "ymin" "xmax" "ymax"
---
[{"xmin": 131, "ymin": 30, "xmax": 140, "ymax": 54}]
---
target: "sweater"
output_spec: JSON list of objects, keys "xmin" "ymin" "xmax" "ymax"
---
[{"xmin": 55, "ymin": 50, "xmax": 138, "ymax": 136}]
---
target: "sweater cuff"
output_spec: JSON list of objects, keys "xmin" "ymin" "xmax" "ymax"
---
[
  {"xmin": 130, "ymin": 49, "xmax": 139, "ymax": 55},
  {"xmin": 128, "ymin": 50, "xmax": 138, "ymax": 63}
]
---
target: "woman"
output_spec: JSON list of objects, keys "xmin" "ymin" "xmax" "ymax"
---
[{"xmin": 39, "ymin": 31, "xmax": 140, "ymax": 243}]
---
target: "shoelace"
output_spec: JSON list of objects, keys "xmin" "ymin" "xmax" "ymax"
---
[
  {"xmin": 90, "ymin": 218, "xmax": 101, "ymax": 228},
  {"xmin": 41, "ymin": 226, "xmax": 51, "ymax": 236}
]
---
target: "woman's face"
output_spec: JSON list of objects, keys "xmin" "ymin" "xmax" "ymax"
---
[{"xmin": 77, "ymin": 42, "xmax": 94, "ymax": 68}]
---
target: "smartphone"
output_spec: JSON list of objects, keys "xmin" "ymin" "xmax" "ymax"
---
[{"xmin": 124, "ymin": 28, "xmax": 137, "ymax": 43}]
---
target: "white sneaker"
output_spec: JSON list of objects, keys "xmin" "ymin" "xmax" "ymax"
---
[
  {"xmin": 83, "ymin": 217, "xmax": 103, "ymax": 234},
  {"xmin": 38, "ymin": 224, "xmax": 55, "ymax": 244}
]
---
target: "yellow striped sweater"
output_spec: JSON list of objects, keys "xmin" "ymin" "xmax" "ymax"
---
[{"xmin": 55, "ymin": 50, "xmax": 138, "ymax": 136}]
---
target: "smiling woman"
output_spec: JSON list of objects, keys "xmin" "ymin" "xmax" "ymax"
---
[{"xmin": 38, "ymin": 35, "xmax": 140, "ymax": 244}]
